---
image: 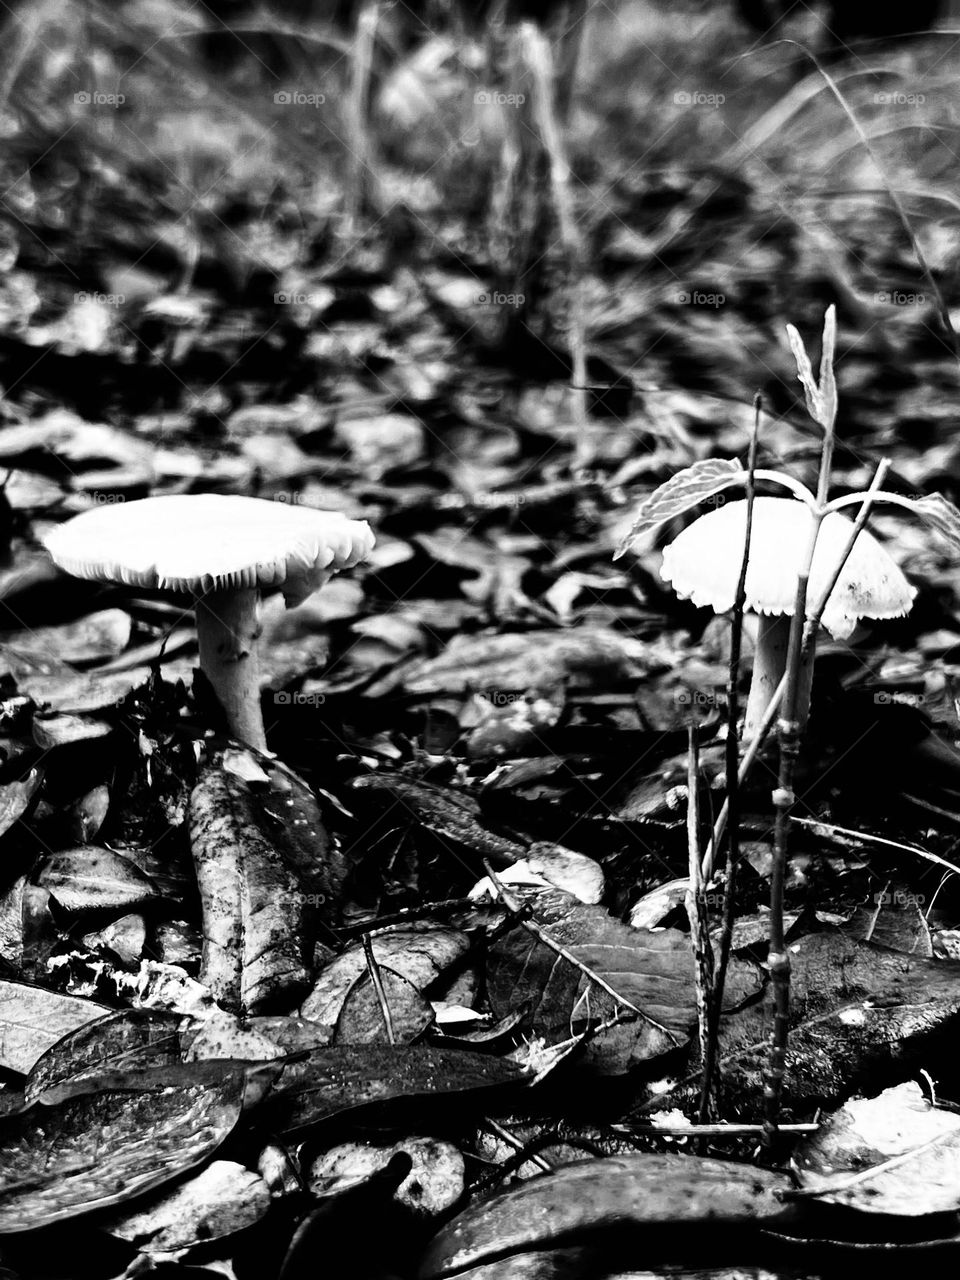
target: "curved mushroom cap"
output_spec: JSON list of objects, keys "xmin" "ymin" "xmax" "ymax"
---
[
  {"xmin": 43, "ymin": 494, "xmax": 375, "ymax": 606},
  {"xmin": 660, "ymin": 497, "xmax": 915, "ymax": 640}
]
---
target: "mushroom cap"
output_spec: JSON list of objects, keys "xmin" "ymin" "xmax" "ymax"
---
[
  {"xmin": 660, "ymin": 497, "xmax": 915, "ymax": 640},
  {"xmin": 43, "ymin": 494, "xmax": 375, "ymax": 606}
]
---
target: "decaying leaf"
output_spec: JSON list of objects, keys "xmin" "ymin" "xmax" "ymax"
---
[
  {"xmin": 300, "ymin": 926, "xmax": 471, "ymax": 1028},
  {"xmin": 487, "ymin": 889, "xmax": 762, "ymax": 1072},
  {"xmin": 269, "ymin": 1044, "xmax": 529, "ymax": 1134},
  {"xmin": 419, "ymin": 1154, "xmax": 798, "ymax": 1278},
  {"xmin": 0, "ymin": 981, "xmax": 110, "ymax": 1076},
  {"xmin": 796, "ymin": 1081, "xmax": 960, "ymax": 1215},
  {"xmin": 37, "ymin": 847, "xmax": 161, "ymax": 914},
  {"xmin": 99, "ymin": 1158, "xmax": 271, "ymax": 1254},
  {"xmin": 189, "ymin": 764, "xmax": 318, "ymax": 1013},
  {"xmin": 25, "ymin": 1007, "xmax": 185, "ymax": 1106},
  {"xmin": 349, "ymin": 774, "xmax": 527, "ymax": 865},
  {"xmin": 716, "ymin": 932, "xmax": 960, "ymax": 1112},
  {"xmin": 0, "ymin": 770, "xmax": 41, "ymax": 842},
  {"xmin": 0, "ymin": 1060, "xmax": 267, "ymax": 1232},
  {"xmin": 309, "ymin": 1136, "xmax": 464, "ymax": 1219},
  {"xmin": 334, "ymin": 968, "xmax": 435, "ymax": 1045}
]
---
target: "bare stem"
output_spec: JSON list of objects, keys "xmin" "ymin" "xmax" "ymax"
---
[
  {"xmin": 343, "ymin": 0, "xmax": 381, "ymax": 237},
  {"xmin": 194, "ymin": 586, "xmax": 267, "ymax": 752},
  {"xmin": 699, "ymin": 394, "xmax": 760, "ymax": 1119},
  {"xmin": 684, "ymin": 721, "xmax": 714, "ymax": 1127}
]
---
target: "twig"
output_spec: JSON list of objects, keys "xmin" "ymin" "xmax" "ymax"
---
[
  {"xmin": 482, "ymin": 1116, "xmax": 556, "ymax": 1173},
  {"xmin": 763, "ymin": 356, "xmax": 897, "ymax": 1147},
  {"xmin": 763, "ymin": 308, "xmax": 840, "ymax": 1148},
  {"xmin": 791, "ymin": 816, "xmax": 960, "ymax": 878},
  {"xmin": 684, "ymin": 721, "xmax": 714, "ymax": 1125},
  {"xmin": 699, "ymin": 393, "xmax": 761, "ymax": 1119},
  {"xmin": 362, "ymin": 932, "xmax": 395, "ymax": 1045},
  {"xmin": 623, "ymin": 1121, "xmax": 819, "ymax": 1138}
]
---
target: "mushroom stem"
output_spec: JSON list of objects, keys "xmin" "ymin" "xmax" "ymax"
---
[
  {"xmin": 195, "ymin": 587, "xmax": 267, "ymax": 752},
  {"xmin": 744, "ymin": 614, "xmax": 814, "ymax": 740}
]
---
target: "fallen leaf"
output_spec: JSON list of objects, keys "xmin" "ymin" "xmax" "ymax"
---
[
  {"xmin": 0, "ymin": 1061, "xmax": 262, "ymax": 1232},
  {"xmin": 99, "ymin": 1158, "xmax": 271, "ymax": 1253},
  {"xmin": 0, "ymin": 981, "xmax": 110, "ymax": 1075},
  {"xmin": 419, "ymin": 1154, "xmax": 796, "ymax": 1278},
  {"xmin": 270, "ymin": 1044, "xmax": 529, "ymax": 1134},
  {"xmin": 38, "ymin": 847, "xmax": 161, "ymax": 914},
  {"xmin": 796, "ymin": 1081, "xmax": 960, "ymax": 1215},
  {"xmin": 309, "ymin": 1136, "xmax": 464, "ymax": 1220}
]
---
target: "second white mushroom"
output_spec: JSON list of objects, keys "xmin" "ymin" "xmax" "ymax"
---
[{"xmin": 660, "ymin": 497, "xmax": 916, "ymax": 737}]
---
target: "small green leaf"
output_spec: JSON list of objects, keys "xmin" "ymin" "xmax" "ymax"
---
[
  {"xmin": 614, "ymin": 458, "xmax": 744, "ymax": 559},
  {"xmin": 818, "ymin": 305, "xmax": 837, "ymax": 431},
  {"xmin": 787, "ymin": 307, "xmax": 837, "ymax": 432},
  {"xmin": 786, "ymin": 323, "xmax": 821, "ymax": 425}
]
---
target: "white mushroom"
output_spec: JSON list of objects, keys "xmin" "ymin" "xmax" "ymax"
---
[
  {"xmin": 660, "ymin": 497, "xmax": 915, "ymax": 736},
  {"xmin": 43, "ymin": 494, "xmax": 375, "ymax": 752}
]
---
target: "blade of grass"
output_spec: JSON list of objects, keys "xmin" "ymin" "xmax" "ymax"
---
[
  {"xmin": 769, "ymin": 41, "xmax": 959, "ymax": 371},
  {"xmin": 519, "ymin": 20, "xmax": 590, "ymax": 464}
]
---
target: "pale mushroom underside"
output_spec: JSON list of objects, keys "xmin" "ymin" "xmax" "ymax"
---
[{"xmin": 660, "ymin": 497, "xmax": 916, "ymax": 640}]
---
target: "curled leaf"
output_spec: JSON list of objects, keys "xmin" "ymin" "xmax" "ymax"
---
[{"xmin": 909, "ymin": 491, "xmax": 960, "ymax": 555}]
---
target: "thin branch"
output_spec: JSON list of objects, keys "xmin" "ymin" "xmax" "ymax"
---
[{"xmin": 699, "ymin": 393, "xmax": 760, "ymax": 1119}]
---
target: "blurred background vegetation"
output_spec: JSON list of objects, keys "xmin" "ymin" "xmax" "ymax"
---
[{"xmin": 1, "ymin": 0, "xmax": 960, "ymax": 494}]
